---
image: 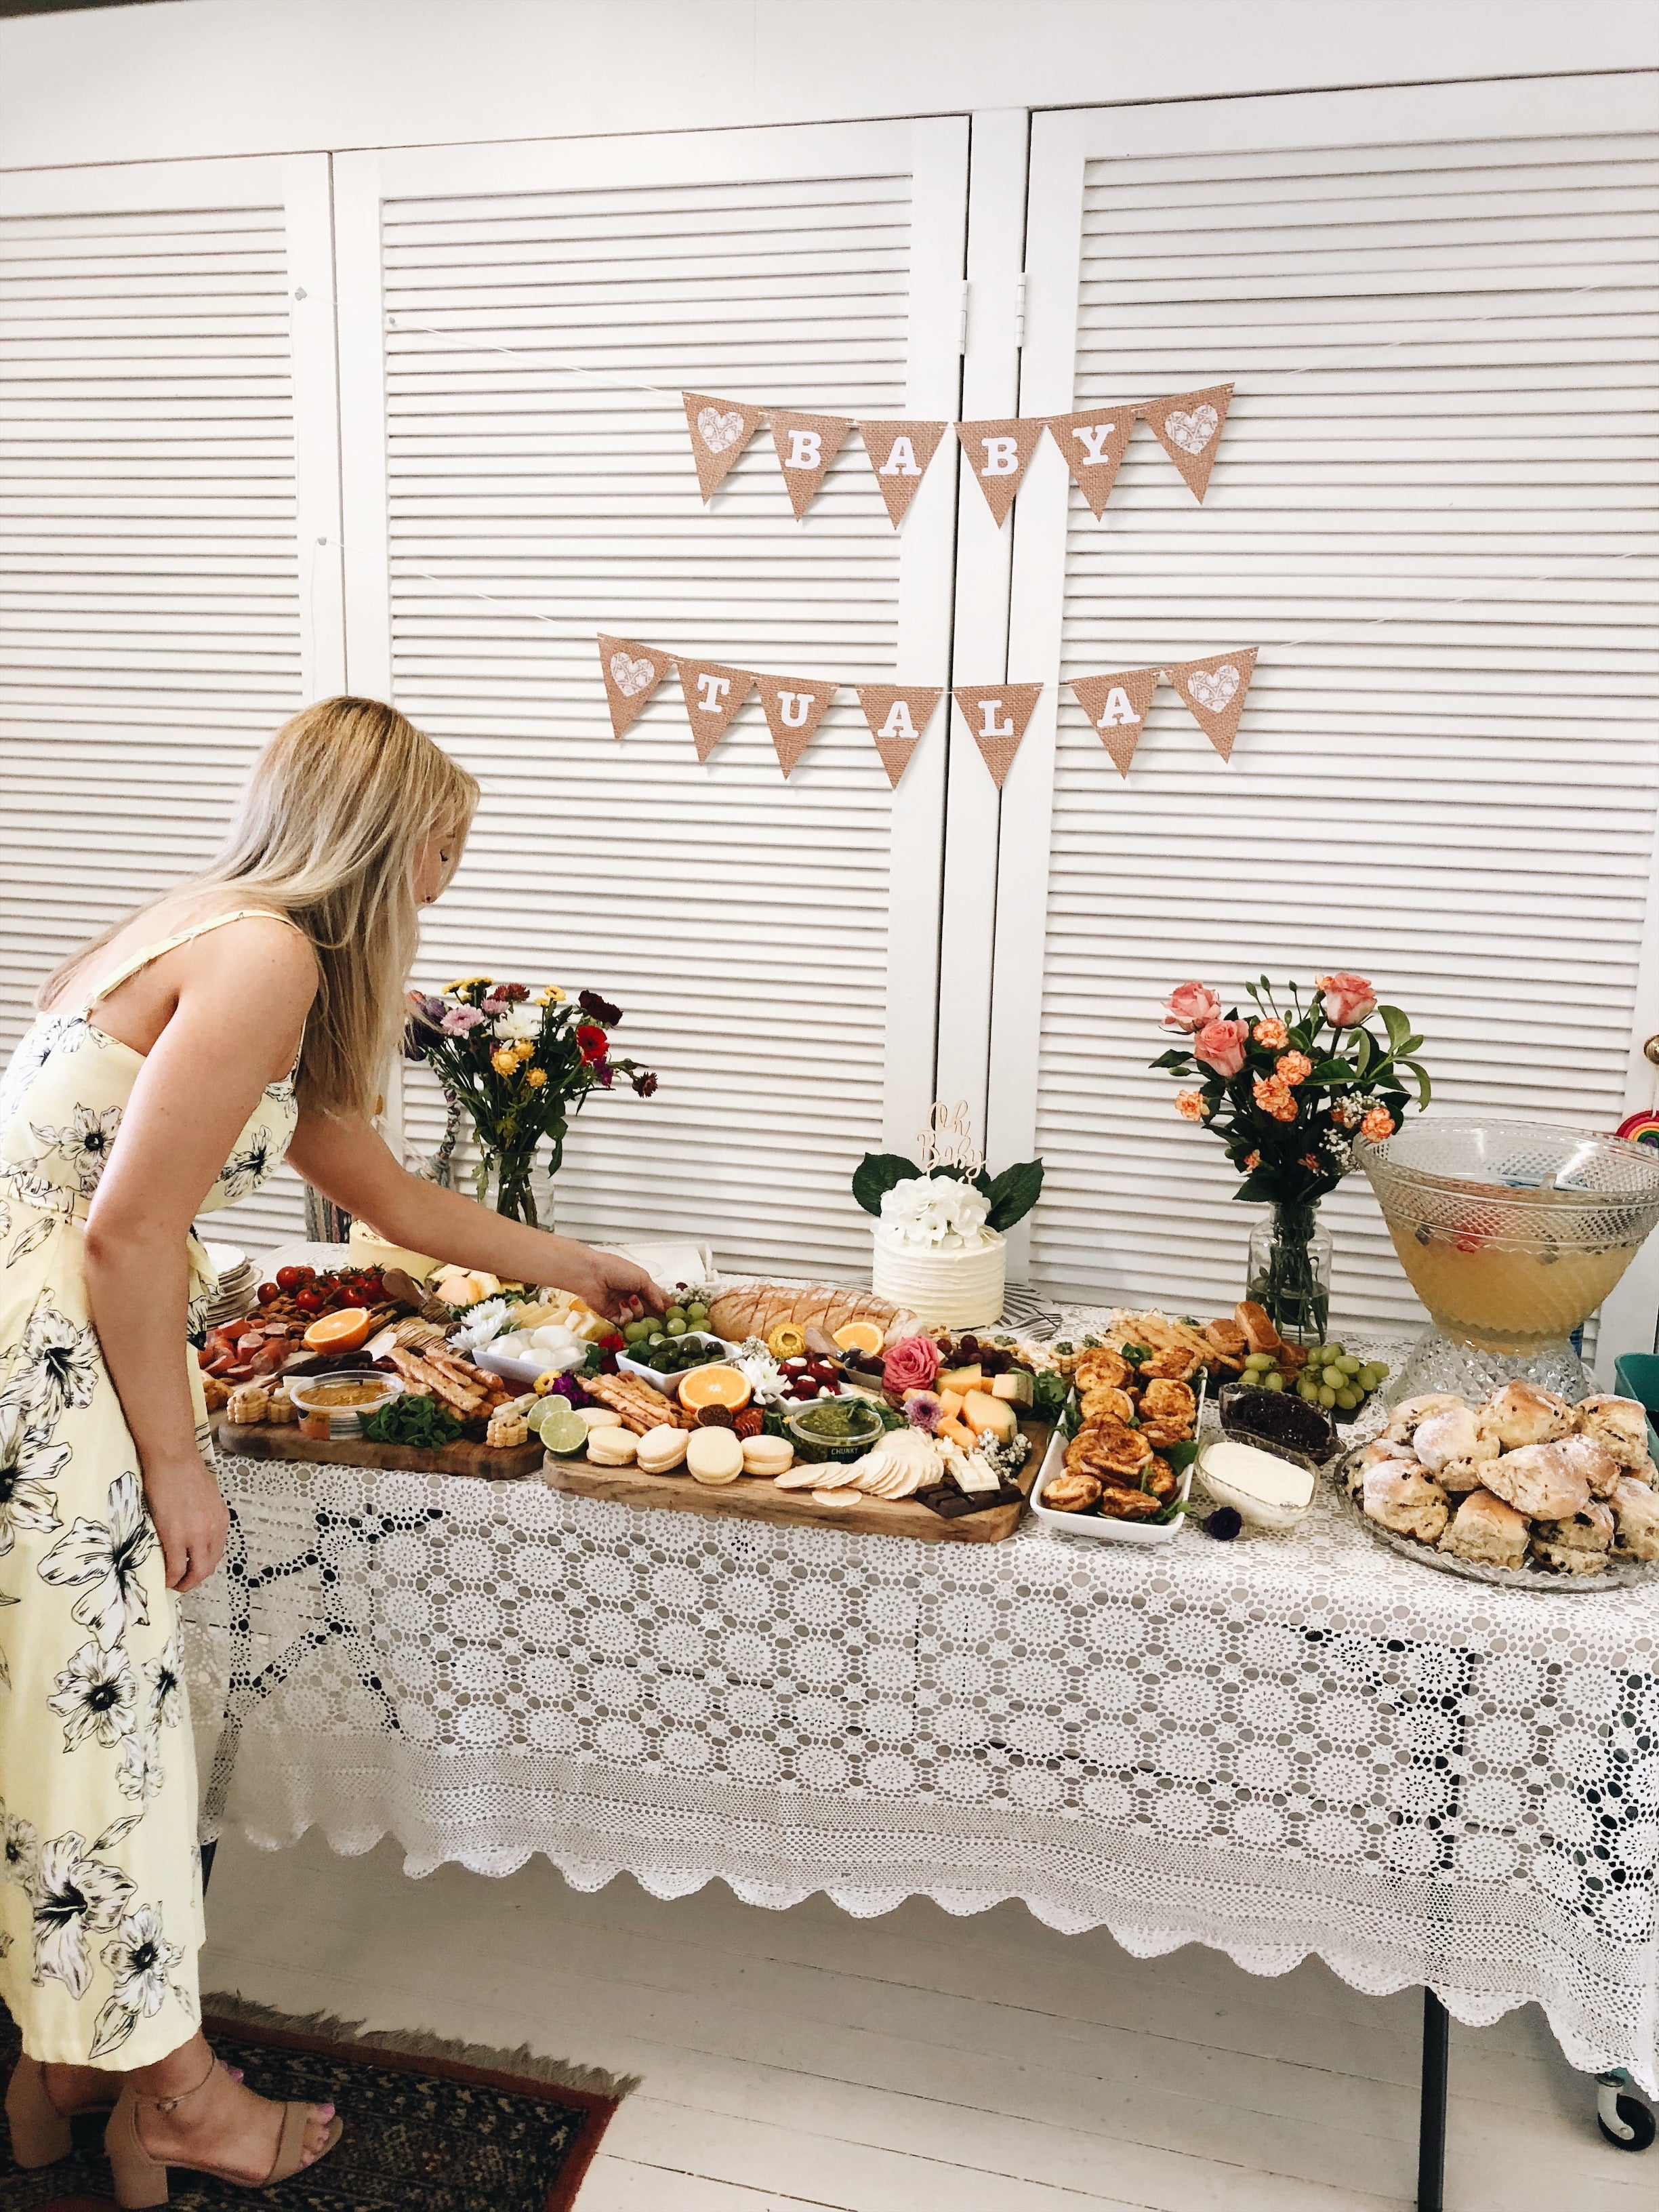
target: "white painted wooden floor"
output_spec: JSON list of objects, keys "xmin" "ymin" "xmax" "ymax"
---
[{"xmin": 200, "ymin": 1830, "xmax": 1649, "ymax": 2211}]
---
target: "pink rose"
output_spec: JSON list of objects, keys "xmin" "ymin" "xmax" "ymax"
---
[
  {"xmin": 1162, "ymin": 981, "xmax": 1223, "ymax": 1034},
  {"xmin": 1193, "ymin": 1018, "xmax": 1249, "ymax": 1078},
  {"xmin": 883, "ymin": 1335, "xmax": 941, "ymax": 1394},
  {"xmin": 1315, "ymin": 972, "xmax": 1378, "ymax": 1029}
]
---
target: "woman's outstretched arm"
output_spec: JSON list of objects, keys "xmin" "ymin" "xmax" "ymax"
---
[{"xmin": 286, "ymin": 1110, "xmax": 665, "ymax": 1319}]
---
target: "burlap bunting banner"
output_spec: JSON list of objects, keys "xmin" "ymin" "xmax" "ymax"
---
[
  {"xmin": 1045, "ymin": 406, "xmax": 1137, "ymax": 520},
  {"xmin": 856, "ymin": 684, "xmax": 944, "ymax": 787},
  {"xmin": 955, "ymin": 417, "xmax": 1047, "ymax": 526},
  {"xmin": 1069, "ymin": 666, "xmax": 1162, "ymax": 779},
  {"xmin": 1167, "ymin": 647, "xmax": 1257, "ymax": 760},
  {"xmin": 596, "ymin": 632, "xmax": 668, "ymax": 738},
  {"xmin": 674, "ymin": 658, "xmax": 756, "ymax": 761},
  {"xmin": 682, "ymin": 391, "xmax": 766, "ymax": 502},
  {"xmin": 754, "ymin": 672, "xmax": 838, "ymax": 778},
  {"xmin": 769, "ymin": 410, "xmax": 854, "ymax": 519},
  {"xmin": 1140, "ymin": 384, "xmax": 1233, "ymax": 504},
  {"xmin": 952, "ymin": 682, "xmax": 1044, "ymax": 788},
  {"xmin": 858, "ymin": 419, "xmax": 949, "ymax": 528}
]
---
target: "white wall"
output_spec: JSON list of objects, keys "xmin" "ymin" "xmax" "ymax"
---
[{"xmin": 1, "ymin": 0, "xmax": 1656, "ymax": 170}]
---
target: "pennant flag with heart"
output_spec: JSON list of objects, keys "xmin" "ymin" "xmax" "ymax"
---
[
  {"xmin": 1069, "ymin": 666, "xmax": 1163, "ymax": 778},
  {"xmin": 676, "ymin": 658, "xmax": 756, "ymax": 760},
  {"xmin": 951, "ymin": 682, "xmax": 1044, "ymax": 789},
  {"xmin": 855, "ymin": 684, "xmax": 944, "ymax": 787},
  {"xmin": 753, "ymin": 672, "xmax": 837, "ymax": 779},
  {"xmin": 1044, "ymin": 406, "xmax": 1138, "ymax": 520},
  {"xmin": 857, "ymin": 420, "xmax": 949, "ymax": 528},
  {"xmin": 768, "ymin": 410, "xmax": 854, "ymax": 520},
  {"xmin": 682, "ymin": 390, "xmax": 766, "ymax": 502},
  {"xmin": 1141, "ymin": 383, "xmax": 1233, "ymax": 503},
  {"xmin": 1167, "ymin": 647, "xmax": 1257, "ymax": 762},
  {"xmin": 954, "ymin": 417, "xmax": 1047, "ymax": 526},
  {"xmin": 596, "ymin": 632, "xmax": 668, "ymax": 738}
]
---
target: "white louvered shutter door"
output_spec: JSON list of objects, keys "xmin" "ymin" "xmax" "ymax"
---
[
  {"xmin": 988, "ymin": 76, "xmax": 1659, "ymax": 1353},
  {"xmin": 0, "ymin": 155, "xmax": 345, "ymax": 1256},
  {"xmin": 335, "ymin": 123, "xmax": 965, "ymax": 1275}
]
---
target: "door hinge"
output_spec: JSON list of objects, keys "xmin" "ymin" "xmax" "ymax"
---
[
  {"xmin": 958, "ymin": 281, "xmax": 970, "ymax": 354},
  {"xmin": 1014, "ymin": 272, "xmax": 1027, "ymax": 350}
]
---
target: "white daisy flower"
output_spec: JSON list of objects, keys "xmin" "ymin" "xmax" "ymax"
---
[
  {"xmin": 37, "ymin": 1471, "xmax": 155, "ymax": 1651},
  {"xmin": 490, "ymin": 1005, "xmax": 544, "ymax": 1044},
  {"xmin": 49, "ymin": 1639, "xmax": 138, "ymax": 1750}
]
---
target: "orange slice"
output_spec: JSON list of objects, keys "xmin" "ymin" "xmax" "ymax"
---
[
  {"xmin": 676, "ymin": 1363, "xmax": 752, "ymax": 1413},
  {"xmin": 832, "ymin": 1319, "xmax": 886, "ymax": 1357},
  {"xmin": 302, "ymin": 1306, "xmax": 371, "ymax": 1353}
]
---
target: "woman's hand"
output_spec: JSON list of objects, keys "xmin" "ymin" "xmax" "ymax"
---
[
  {"xmin": 142, "ymin": 1455, "xmax": 231, "ymax": 1592},
  {"xmin": 551, "ymin": 1248, "xmax": 666, "ymax": 1322}
]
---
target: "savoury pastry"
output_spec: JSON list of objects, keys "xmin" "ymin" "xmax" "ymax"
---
[
  {"xmin": 1139, "ymin": 1378, "xmax": 1195, "ymax": 1427},
  {"xmin": 1078, "ymin": 1385, "xmax": 1136, "ymax": 1426},
  {"xmin": 1073, "ymin": 1349, "xmax": 1131, "ymax": 1393},
  {"xmin": 1042, "ymin": 1469, "xmax": 1102, "ymax": 1513},
  {"xmin": 1068, "ymin": 1418, "xmax": 1151, "ymax": 1477},
  {"xmin": 1095, "ymin": 1483, "xmax": 1164, "ymax": 1521}
]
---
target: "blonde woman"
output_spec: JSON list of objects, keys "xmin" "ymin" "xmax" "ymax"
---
[{"xmin": 0, "ymin": 697, "xmax": 661, "ymax": 2203}]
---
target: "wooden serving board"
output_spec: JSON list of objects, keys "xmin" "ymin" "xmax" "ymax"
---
[
  {"xmin": 537, "ymin": 1418, "xmax": 1050, "ymax": 1543},
  {"xmin": 213, "ymin": 1417, "xmax": 542, "ymax": 1481}
]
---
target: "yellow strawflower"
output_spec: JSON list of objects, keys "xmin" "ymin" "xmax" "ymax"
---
[
  {"xmin": 536, "ymin": 986, "xmax": 566, "ymax": 1005},
  {"xmin": 491, "ymin": 1046, "xmax": 517, "ymax": 1077},
  {"xmin": 525, "ymin": 1068, "xmax": 548, "ymax": 1089},
  {"xmin": 514, "ymin": 1039, "xmax": 535, "ymax": 1062}
]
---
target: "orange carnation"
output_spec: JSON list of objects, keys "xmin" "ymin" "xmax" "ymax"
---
[
  {"xmin": 1252, "ymin": 1076, "xmax": 1299, "ymax": 1123},
  {"xmin": 1252, "ymin": 1017, "xmax": 1288, "ymax": 1050},
  {"xmin": 1361, "ymin": 1107, "xmax": 1397, "ymax": 1142},
  {"xmin": 1275, "ymin": 1051, "xmax": 1313, "ymax": 1086},
  {"xmin": 1175, "ymin": 1090, "xmax": 1208, "ymax": 1122},
  {"xmin": 1300, "ymin": 1153, "xmax": 1323, "ymax": 1173},
  {"xmin": 1244, "ymin": 1151, "xmax": 1261, "ymax": 1170}
]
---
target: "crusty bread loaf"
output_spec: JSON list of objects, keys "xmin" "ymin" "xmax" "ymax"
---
[{"xmin": 708, "ymin": 1282, "xmax": 912, "ymax": 1344}]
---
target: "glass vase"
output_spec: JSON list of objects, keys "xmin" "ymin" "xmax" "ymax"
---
[
  {"xmin": 474, "ymin": 1149, "xmax": 555, "ymax": 1229},
  {"xmin": 1246, "ymin": 1202, "xmax": 1332, "ymax": 1345}
]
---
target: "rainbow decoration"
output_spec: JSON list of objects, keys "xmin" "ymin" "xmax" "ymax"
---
[{"xmin": 1616, "ymin": 1108, "xmax": 1659, "ymax": 1150}]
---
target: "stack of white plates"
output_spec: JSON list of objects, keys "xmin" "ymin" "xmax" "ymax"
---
[{"xmin": 199, "ymin": 1242, "xmax": 258, "ymax": 1328}]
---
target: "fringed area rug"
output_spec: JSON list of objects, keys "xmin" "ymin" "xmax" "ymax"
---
[{"xmin": 1, "ymin": 1994, "xmax": 634, "ymax": 2211}]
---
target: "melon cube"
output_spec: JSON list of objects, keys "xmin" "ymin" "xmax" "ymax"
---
[{"xmin": 962, "ymin": 1390, "xmax": 1017, "ymax": 1443}]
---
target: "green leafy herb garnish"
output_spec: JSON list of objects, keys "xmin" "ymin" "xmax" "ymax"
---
[{"xmin": 361, "ymin": 1394, "xmax": 462, "ymax": 1449}]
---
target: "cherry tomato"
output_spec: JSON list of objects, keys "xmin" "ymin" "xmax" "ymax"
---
[
  {"xmin": 294, "ymin": 1288, "xmax": 325, "ymax": 1314},
  {"xmin": 274, "ymin": 1267, "xmax": 304, "ymax": 1292},
  {"xmin": 258, "ymin": 1282, "xmax": 281, "ymax": 1304}
]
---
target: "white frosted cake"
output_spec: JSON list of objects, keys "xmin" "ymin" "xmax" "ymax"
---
[{"xmin": 870, "ymin": 1175, "xmax": 1007, "ymax": 1328}]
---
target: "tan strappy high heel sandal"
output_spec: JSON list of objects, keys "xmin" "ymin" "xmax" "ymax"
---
[
  {"xmin": 103, "ymin": 2051, "xmax": 342, "ymax": 2209},
  {"xmin": 5, "ymin": 2053, "xmax": 246, "ymax": 2169}
]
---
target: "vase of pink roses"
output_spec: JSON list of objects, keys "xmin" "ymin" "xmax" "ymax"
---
[{"xmin": 1153, "ymin": 972, "xmax": 1429, "ymax": 1343}]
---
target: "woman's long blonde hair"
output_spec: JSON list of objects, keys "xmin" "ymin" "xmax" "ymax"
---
[{"xmin": 41, "ymin": 697, "xmax": 479, "ymax": 1118}]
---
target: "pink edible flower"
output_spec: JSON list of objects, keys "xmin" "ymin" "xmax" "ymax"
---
[
  {"xmin": 1162, "ymin": 981, "xmax": 1223, "ymax": 1034},
  {"xmin": 883, "ymin": 1335, "xmax": 941, "ymax": 1393}
]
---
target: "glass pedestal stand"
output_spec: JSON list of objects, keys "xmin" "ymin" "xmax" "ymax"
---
[{"xmin": 1381, "ymin": 1322, "xmax": 1591, "ymax": 1410}]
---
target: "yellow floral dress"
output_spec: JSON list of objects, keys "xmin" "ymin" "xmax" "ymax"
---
[{"xmin": 0, "ymin": 912, "xmax": 303, "ymax": 2065}]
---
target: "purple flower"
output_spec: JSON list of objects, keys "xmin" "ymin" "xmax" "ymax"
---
[
  {"xmin": 441, "ymin": 1005, "xmax": 487, "ymax": 1033},
  {"xmin": 595, "ymin": 1061, "xmax": 613, "ymax": 1089}
]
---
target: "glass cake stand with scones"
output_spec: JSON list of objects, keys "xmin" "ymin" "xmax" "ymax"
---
[{"xmin": 1359, "ymin": 1118, "xmax": 1659, "ymax": 1405}]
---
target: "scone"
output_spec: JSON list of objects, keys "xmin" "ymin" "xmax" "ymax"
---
[
  {"xmin": 1573, "ymin": 1394, "xmax": 1652, "ymax": 1470},
  {"xmin": 1479, "ymin": 1441, "xmax": 1591, "ymax": 1521},
  {"xmin": 1349, "ymin": 1438, "xmax": 1418, "ymax": 1497},
  {"xmin": 1362, "ymin": 1460, "xmax": 1450, "ymax": 1544},
  {"xmin": 1476, "ymin": 1380, "xmax": 1570, "ymax": 1450},
  {"xmin": 1610, "ymin": 1475, "xmax": 1659, "ymax": 1561},
  {"xmin": 1437, "ymin": 1488, "xmax": 1529, "ymax": 1570},
  {"xmin": 1551, "ymin": 1433, "xmax": 1620, "ymax": 1500},
  {"xmin": 1411, "ymin": 1406, "xmax": 1498, "ymax": 1493},
  {"xmin": 1385, "ymin": 1393, "xmax": 1467, "ymax": 1443},
  {"xmin": 1530, "ymin": 1500, "xmax": 1614, "ymax": 1576}
]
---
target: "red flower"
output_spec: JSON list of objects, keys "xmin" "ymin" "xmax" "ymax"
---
[
  {"xmin": 632, "ymin": 1070, "xmax": 659, "ymax": 1099},
  {"xmin": 600, "ymin": 1332, "xmax": 625, "ymax": 1351},
  {"xmin": 576, "ymin": 1024, "xmax": 609, "ymax": 1064}
]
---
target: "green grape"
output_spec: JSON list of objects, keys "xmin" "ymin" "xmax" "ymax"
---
[
  {"xmin": 1336, "ymin": 1387, "xmax": 1360, "ymax": 1410},
  {"xmin": 1241, "ymin": 1372, "xmax": 1263, "ymax": 1388},
  {"xmin": 1263, "ymin": 1371, "xmax": 1286, "ymax": 1392},
  {"xmin": 623, "ymin": 1319, "xmax": 651, "ymax": 1344},
  {"xmin": 1322, "ymin": 1365, "xmax": 1345, "ymax": 1389},
  {"xmin": 1359, "ymin": 1364, "xmax": 1387, "ymax": 1391},
  {"xmin": 1324, "ymin": 1342, "xmax": 1345, "ymax": 1357},
  {"xmin": 1319, "ymin": 1385, "xmax": 1337, "ymax": 1407},
  {"xmin": 1244, "ymin": 1352, "xmax": 1274, "ymax": 1372},
  {"xmin": 1298, "ymin": 1378, "xmax": 1319, "ymax": 1401},
  {"xmin": 648, "ymin": 1331, "xmax": 666, "ymax": 1347},
  {"xmin": 665, "ymin": 1317, "xmax": 687, "ymax": 1336},
  {"xmin": 687, "ymin": 1303, "xmax": 708, "ymax": 1322},
  {"xmin": 665, "ymin": 1305, "xmax": 686, "ymax": 1324},
  {"xmin": 1302, "ymin": 1345, "xmax": 1325, "ymax": 1364},
  {"xmin": 1338, "ymin": 1354, "xmax": 1361, "ymax": 1375}
]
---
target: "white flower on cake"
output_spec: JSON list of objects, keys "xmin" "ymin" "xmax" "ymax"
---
[{"xmin": 878, "ymin": 1176, "xmax": 994, "ymax": 1252}]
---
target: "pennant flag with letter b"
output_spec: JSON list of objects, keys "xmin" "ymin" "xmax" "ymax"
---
[
  {"xmin": 1069, "ymin": 666, "xmax": 1162, "ymax": 778},
  {"xmin": 676, "ymin": 659, "xmax": 756, "ymax": 760},
  {"xmin": 754, "ymin": 672, "xmax": 836, "ymax": 779},
  {"xmin": 1141, "ymin": 383, "xmax": 1233, "ymax": 503},
  {"xmin": 951, "ymin": 682, "xmax": 1044, "ymax": 788},
  {"xmin": 858, "ymin": 420, "xmax": 948, "ymax": 528},
  {"xmin": 768, "ymin": 410, "xmax": 854, "ymax": 519},
  {"xmin": 1045, "ymin": 406, "xmax": 1137, "ymax": 519},
  {"xmin": 856, "ymin": 684, "xmax": 943, "ymax": 787},
  {"xmin": 1166, "ymin": 647, "xmax": 1257, "ymax": 761},
  {"xmin": 682, "ymin": 391, "xmax": 766, "ymax": 502},
  {"xmin": 954, "ymin": 417, "xmax": 1046, "ymax": 525},
  {"xmin": 596, "ymin": 632, "xmax": 668, "ymax": 738}
]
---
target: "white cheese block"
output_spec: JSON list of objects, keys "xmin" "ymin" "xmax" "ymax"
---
[{"xmin": 1198, "ymin": 1439, "xmax": 1317, "ymax": 1530}]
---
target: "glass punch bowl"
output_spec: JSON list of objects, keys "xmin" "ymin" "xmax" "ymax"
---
[{"xmin": 1359, "ymin": 1118, "xmax": 1659, "ymax": 1404}]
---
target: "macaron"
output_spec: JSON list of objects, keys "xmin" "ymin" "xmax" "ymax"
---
[
  {"xmin": 585, "ymin": 1427, "xmax": 638, "ymax": 1468},
  {"xmin": 741, "ymin": 1435, "xmax": 794, "ymax": 1478},
  {"xmin": 577, "ymin": 1406, "xmax": 623, "ymax": 1432},
  {"xmin": 686, "ymin": 1427, "xmax": 744, "ymax": 1486},
  {"xmin": 636, "ymin": 1423, "xmax": 688, "ymax": 1475}
]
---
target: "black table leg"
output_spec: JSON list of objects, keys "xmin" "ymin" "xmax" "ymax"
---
[
  {"xmin": 199, "ymin": 1837, "xmax": 218, "ymax": 1896},
  {"xmin": 1418, "ymin": 1988, "xmax": 1449, "ymax": 2212}
]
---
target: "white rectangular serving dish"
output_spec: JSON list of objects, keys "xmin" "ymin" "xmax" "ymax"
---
[
  {"xmin": 1029, "ymin": 1424, "xmax": 1193, "ymax": 1544},
  {"xmin": 615, "ymin": 1332, "xmax": 735, "ymax": 1397},
  {"xmin": 474, "ymin": 1342, "xmax": 558, "ymax": 1389}
]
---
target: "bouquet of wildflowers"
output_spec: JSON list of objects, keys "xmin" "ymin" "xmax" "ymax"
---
[
  {"xmin": 406, "ymin": 977, "xmax": 657, "ymax": 1225},
  {"xmin": 1151, "ymin": 972, "xmax": 1429, "ymax": 1208}
]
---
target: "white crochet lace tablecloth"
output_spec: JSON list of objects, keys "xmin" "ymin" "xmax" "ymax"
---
[{"xmin": 184, "ymin": 1343, "xmax": 1659, "ymax": 2093}]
